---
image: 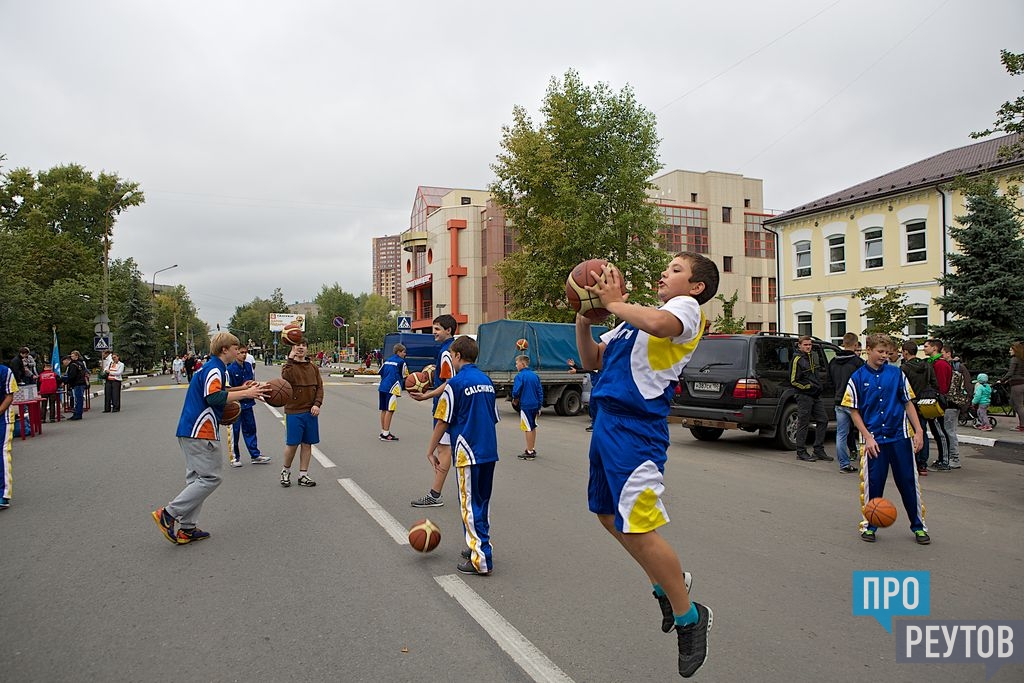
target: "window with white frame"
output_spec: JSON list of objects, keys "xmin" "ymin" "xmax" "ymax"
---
[
  {"xmin": 829, "ymin": 311, "xmax": 847, "ymax": 346},
  {"xmin": 905, "ymin": 221, "xmax": 927, "ymax": 263},
  {"xmin": 795, "ymin": 240, "xmax": 811, "ymax": 278},
  {"xmin": 796, "ymin": 312, "xmax": 812, "ymax": 337},
  {"xmin": 828, "ymin": 234, "xmax": 845, "ymax": 273},
  {"xmin": 864, "ymin": 228, "xmax": 883, "ymax": 269},
  {"xmin": 907, "ymin": 305, "xmax": 929, "ymax": 338}
]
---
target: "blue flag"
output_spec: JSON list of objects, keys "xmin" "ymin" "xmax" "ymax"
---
[{"xmin": 51, "ymin": 327, "xmax": 61, "ymax": 377}]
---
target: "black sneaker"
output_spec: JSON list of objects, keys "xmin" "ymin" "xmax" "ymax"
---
[
  {"xmin": 517, "ymin": 451, "xmax": 536, "ymax": 460},
  {"xmin": 297, "ymin": 474, "xmax": 317, "ymax": 487},
  {"xmin": 655, "ymin": 572, "xmax": 695, "ymax": 633},
  {"xmin": 379, "ymin": 433, "xmax": 399, "ymax": 442},
  {"xmin": 457, "ymin": 559, "xmax": 491, "ymax": 576},
  {"xmin": 151, "ymin": 507, "xmax": 177, "ymax": 544},
  {"xmin": 280, "ymin": 469, "xmax": 291, "ymax": 487},
  {"xmin": 461, "ymin": 548, "xmax": 471, "ymax": 560},
  {"xmin": 840, "ymin": 464, "xmax": 859, "ymax": 473},
  {"xmin": 814, "ymin": 452, "xmax": 834, "ymax": 462},
  {"xmin": 411, "ymin": 494, "xmax": 443, "ymax": 508},
  {"xmin": 914, "ymin": 530, "xmax": 931, "ymax": 545},
  {"xmin": 928, "ymin": 463, "xmax": 951, "ymax": 472},
  {"xmin": 861, "ymin": 529, "xmax": 877, "ymax": 543},
  {"xmin": 797, "ymin": 453, "xmax": 816, "ymax": 462},
  {"xmin": 676, "ymin": 602, "xmax": 713, "ymax": 678}
]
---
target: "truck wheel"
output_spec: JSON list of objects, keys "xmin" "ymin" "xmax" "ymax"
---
[
  {"xmin": 690, "ymin": 426, "xmax": 724, "ymax": 442},
  {"xmin": 774, "ymin": 402, "xmax": 800, "ymax": 451},
  {"xmin": 556, "ymin": 388, "xmax": 582, "ymax": 417}
]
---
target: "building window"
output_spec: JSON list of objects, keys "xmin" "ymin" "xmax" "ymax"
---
[
  {"xmin": 768, "ymin": 278, "xmax": 777, "ymax": 303},
  {"xmin": 829, "ymin": 311, "xmax": 847, "ymax": 346},
  {"xmin": 795, "ymin": 240, "xmax": 811, "ymax": 278},
  {"xmin": 690, "ymin": 193, "xmax": 698, "ymax": 202},
  {"xmin": 751, "ymin": 277, "xmax": 762, "ymax": 303},
  {"xmin": 768, "ymin": 322, "xmax": 778, "ymax": 333},
  {"xmin": 864, "ymin": 228, "xmax": 883, "ymax": 269},
  {"xmin": 746, "ymin": 322, "xmax": 763, "ymax": 332},
  {"xmin": 796, "ymin": 312, "xmax": 812, "ymax": 337},
  {"xmin": 744, "ymin": 214, "xmax": 775, "ymax": 258},
  {"xmin": 905, "ymin": 221, "xmax": 927, "ymax": 263},
  {"xmin": 656, "ymin": 205, "xmax": 709, "ymax": 254},
  {"xmin": 744, "ymin": 198, "xmax": 751, "ymax": 208},
  {"xmin": 907, "ymin": 305, "xmax": 929, "ymax": 338},
  {"xmin": 828, "ymin": 234, "xmax": 845, "ymax": 273},
  {"xmin": 723, "ymin": 256, "xmax": 733, "ymax": 273},
  {"xmin": 722, "ymin": 207, "xmax": 732, "ymax": 223}
]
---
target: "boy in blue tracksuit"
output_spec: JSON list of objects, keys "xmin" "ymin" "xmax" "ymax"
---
[
  {"xmin": 1, "ymin": 364, "xmax": 17, "ymax": 509},
  {"xmin": 512, "ymin": 354, "xmax": 543, "ymax": 460},
  {"xmin": 426, "ymin": 335, "xmax": 499, "ymax": 576},
  {"xmin": 377, "ymin": 343, "xmax": 408, "ymax": 441},
  {"xmin": 843, "ymin": 333, "xmax": 929, "ymax": 545},
  {"xmin": 227, "ymin": 345, "xmax": 271, "ymax": 467}
]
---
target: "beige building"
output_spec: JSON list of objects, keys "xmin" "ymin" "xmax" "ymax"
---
[
  {"xmin": 649, "ymin": 170, "xmax": 778, "ymax": 331},
  {"xmin": 764, "ymin": 132, "xmax": 1024, "ymax": 344},
  {"xmin": 372, "ymin": 235, "xmax": 402, "ymax": 308}
]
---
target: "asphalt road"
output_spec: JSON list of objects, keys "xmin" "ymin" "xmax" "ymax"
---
[{"xmin": 1, "ymin": 370, "xmax": 1022, "ymax": 683}]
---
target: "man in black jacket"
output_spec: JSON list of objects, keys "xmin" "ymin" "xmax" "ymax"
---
[
  {"xmin": 900, "ymin": 340, "xmax": 945, "ymax": 475},
  {"xmin": 65, "ymin": 350, "xmax": 89, "ymax": 421},
  {"xmin": 828, "ymin": 332, "xmax": 863, "ymax": 473},
  {"xmin": 790, "ymin": 336, "xmax": 831, "ymax": 462}
]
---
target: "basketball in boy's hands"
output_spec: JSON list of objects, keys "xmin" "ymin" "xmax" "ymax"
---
[
  {"xmin": 405, "ymin": 371, "xmax": 431, "ymax": 393},
  {"xmin": 566, "ymin": 258, "xmax": 625, "ymax": 321},
  {"xmin": 863, "ymin": 497, "xmax": 897, "ymax": 528},
  {"xmin": 408, "ymin": 518, "xmax": 440, "ymax": 552},
  {"xmin": 262, "ymin": 377, "xmax": 292, "ymax": 407},
  {"xmin": 282, "ymin": 324, "xmax": 303, "ymax": 345},
  {"xmin": 219, "ymin": 401, "xmax": 241, "ymax": 425}
]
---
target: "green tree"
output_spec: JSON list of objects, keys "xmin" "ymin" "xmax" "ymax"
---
[
  {"xmin": 490, "ymin": 69, "xmax": 665, "ymax": 321},
  {"xmin": 311, "ymin": 283, "xmax": 358, "ymax": 344},
  {"xmin": 227, "ymin": 289, "xmax": 290, "ymax": 358},
  {"xmin": 119, "ymin": 276, "xmax": 157, "ymax": 372},
  {"xmin": 855, "ymin": 287, "xmax": 914, "ymax": 338},
  {"xmin": 971, "ymin": 50, "xmax": 1024, "ymax": 161},
  {"xmin": 711, "ymin": 291, "xmax": 746, "ymax": 333},
  {"xmin": 932, "ymin": 176, "xmax": 1024, "ymax": 371}
]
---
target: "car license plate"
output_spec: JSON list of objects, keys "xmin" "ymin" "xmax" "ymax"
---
[{"xmin": 693, "ymin": 381, "xmax": 721, "ymax": 392}]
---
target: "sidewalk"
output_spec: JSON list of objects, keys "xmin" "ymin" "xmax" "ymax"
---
[{"xmin": 954, "ymin": 413, "xmax": 1024, "ymax": 449}]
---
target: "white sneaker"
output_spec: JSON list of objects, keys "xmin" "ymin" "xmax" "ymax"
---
[
  {"xmin": 230, "ymin": 460, "xmax": 242, "ymax": 468},
  {"xmin": 251, "ymin": 455, "xmax": 272, "ymax": 464}
]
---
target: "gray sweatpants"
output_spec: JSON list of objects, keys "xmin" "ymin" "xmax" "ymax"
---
[{"xmin": 167, "ymin": 437, "xmax": 223, "ymax": 529}]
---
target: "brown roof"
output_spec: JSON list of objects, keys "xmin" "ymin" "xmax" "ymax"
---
[{"xmin": 766, "ymin": 132, "xmax": 1023, "ymax": 224}]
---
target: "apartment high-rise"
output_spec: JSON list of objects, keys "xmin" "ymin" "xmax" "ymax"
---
[{"xmin": 372, "ymin": 234, "xmax": 402, "ymax": 308}]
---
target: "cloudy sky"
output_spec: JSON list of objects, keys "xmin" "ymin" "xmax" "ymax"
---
[{"xmin": 2, "ymin": 0, "xmax": 1021, "ymax": 328}]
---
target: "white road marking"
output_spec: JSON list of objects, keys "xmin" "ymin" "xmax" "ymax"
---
[
  {"xmin": 958, "ymin": 434, "xmax": 997, "ymax": 447},
  {"xmin": 435, "ymin": 574, "xmax": 575, "ymax": 683},
  {"xmin": 259, "ymin": 402, "xmax": 336, "ymax": 468},
  {"xmin": 337, "ymin": 478, "xmax": 410, "ymax": 545}
]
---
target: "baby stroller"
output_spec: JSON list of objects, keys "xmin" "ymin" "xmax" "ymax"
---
[{"xmin": 958, "ymin": 403, "xmax": 996, "ymax": 429}]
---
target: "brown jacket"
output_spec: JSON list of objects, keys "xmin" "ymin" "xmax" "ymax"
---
[{"xmin": 281, "ymin": 358, "xmax": 324, "ymax": 414}]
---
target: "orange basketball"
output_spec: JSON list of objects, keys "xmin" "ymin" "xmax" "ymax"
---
[
  {"xmin": 515, "ymin": 338, "xmax": 529, "ymax": 351},
  {"xmin": 863, "ymin": 497, "xmax": 898, "ymax": 528},
  {"xmin": 262, "ymin": 377, "xmax": 292, "ymax": 407},
  {"xmin": 282, "ymin": 324, "xmax": 304, "ymax": 345},
  {"xmin": 219, "ymin": 401, "xmax": 241, "ymax": 425},
  {"xmin": 566, "ymin": 258, "xmax": 625, "ymax": 321},
  {"xmin": 408, "ymin": 518, "xmax": 441, "ymax": 552},
  {"xmin": 404, "ymin": 371, "xmax": 431, "ymax": 392}
]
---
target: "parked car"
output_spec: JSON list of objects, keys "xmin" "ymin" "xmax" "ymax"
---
[{"xmin": 669, "ymin": 333, "xmax": 841, "ymax": 450}]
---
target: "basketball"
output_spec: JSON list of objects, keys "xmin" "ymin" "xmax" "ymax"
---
[
  {"xmin": 422, "ymin": 364, "xmax": 436, "ymax": 382},
  {"xmin": 282, "ymin": 324, "xmax": 304, "ymax": 345},
  {"xmin": 863, "ymin": 497, "xmax": 898, "ymax": 528},
  {"xmin": 405, "ymin": 371, "xmax": 431, "ymax": 392},
  {"xmin": 408, "ymin": 518, "xmax": 440, "ymax": 552},
  {"xmin": 515, "ymin": 338, "xmax": 529, "ymax": 351},
  {"xmin": 219, "ymin": 400, "xmax": 241, "ymax": 425},
  {"xmin": 263, "ymin": 377, "xmax": 293, "ymax": 407},
  {"xmin": 566, "ymin": 258, "xmax": 625, "ymax": 321}
]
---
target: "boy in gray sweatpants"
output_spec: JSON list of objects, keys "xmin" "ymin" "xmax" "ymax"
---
[{"xmin": 151, "ymin": 332, "xmax": 267, "ymax": 544}]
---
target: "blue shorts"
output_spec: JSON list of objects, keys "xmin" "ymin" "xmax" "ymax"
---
[
  {"xmin": 378, "ymin": 391, "xmax": 398, "ymax": 412},
  {"xmin": 285, "ymin": 412, "xmax": 320, "ymax": 446},
  {"xmin": 588, "ymin": 410, "xmax": 670, "ymax": 533},
  {"xmin": 518, "ymin": 407, "xmax": 540, "ymax": 432}
]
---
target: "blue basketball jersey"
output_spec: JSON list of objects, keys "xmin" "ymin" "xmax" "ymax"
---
[
  {"xmin": 378, "ymin": 354, "xmax": 408, "ymax": 396},
  {"xmin": 842, "ymin": 363, "xmax": 915, "ymax": 444},
  {"xmin": 434, "ymin": 363, "xmax": 500, "ymax": 466},
  {"xmin": 176, "ymin": 357, "xmax": 227, "ymax": 440}
]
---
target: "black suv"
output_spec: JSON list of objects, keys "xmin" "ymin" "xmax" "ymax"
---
[{"xmin": 670, "ymin": 333, "xmax": 841, "ymax": 450}]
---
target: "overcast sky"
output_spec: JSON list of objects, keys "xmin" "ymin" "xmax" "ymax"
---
[{"xmin": 2, "ymin": 0, "xmax": 1021, "ymax": 328}]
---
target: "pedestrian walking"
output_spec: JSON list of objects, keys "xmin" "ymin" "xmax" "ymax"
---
[{"xmin": 997, "ymin": 341, "xmax": 1024, "ymax": 431}]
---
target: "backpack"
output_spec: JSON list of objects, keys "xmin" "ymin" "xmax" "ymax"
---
[{"xmin": 947, "ymin": 363, "xmax": 971, "ymax": 410}]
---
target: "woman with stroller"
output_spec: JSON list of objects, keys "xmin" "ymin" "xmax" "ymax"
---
[{"xmin": 997, "ymin": 341, "xmax": 1024, "ymax": 432}]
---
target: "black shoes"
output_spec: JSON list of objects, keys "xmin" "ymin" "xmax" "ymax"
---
[
  {"xmin": 456, "ymin": 559, "xmax": 490, "ymax": 576},
  {"xmin": 796, "ymin": 453, "xmax": 816, "ymax": 462},
  {"xmin": 654, "ymin": 572, "xmax": 695, "ymax": 633},
  {"xmin": 840, "ymin": 464, "xmax": 858, "ymax": 473},
  {"xmin": 814, "ymin": 452, "xmax": 834, "ymax": 462},
  {"xmin": 517, "ymin": 450, "xmax": 537, "ymax": 460},
  {"xmin": 676, "ymin": 603, "xmax": 713, "ymax": 678}
]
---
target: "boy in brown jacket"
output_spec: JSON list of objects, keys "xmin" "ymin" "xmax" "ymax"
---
[{"xmin": 280, "ymin": 338, "xmax": 324, "ymax": 488}]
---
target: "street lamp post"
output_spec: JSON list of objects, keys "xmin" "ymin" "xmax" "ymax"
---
[
  {"xmin": 356, "ymin": 321, "xmax": 362, "ymax": 359},
  {"xmin": 152, "ymin": 264, "xmax": 178, "ymax": 296}
]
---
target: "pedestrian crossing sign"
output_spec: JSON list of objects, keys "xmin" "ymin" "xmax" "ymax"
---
[
  {"xmin": 94, "ymin": 335, "xmax": 110, "ymax": 350},
  {"xmin": 397, "ymin": 316, "xmax": 412, "ymax": 331}
]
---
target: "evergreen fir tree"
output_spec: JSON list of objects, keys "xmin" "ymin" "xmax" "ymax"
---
[
  {"xmin": 120, "ymin": 278, "xmax": 157, "ymax": 373},
  {"xmin": 933, "ymin": 176, "xmax": 1024, "ymax": 372}
]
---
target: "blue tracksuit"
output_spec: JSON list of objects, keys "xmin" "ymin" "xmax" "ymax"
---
[{"xmin": 227, "ymin": 360, "xmax": 261, "ymax": 461}]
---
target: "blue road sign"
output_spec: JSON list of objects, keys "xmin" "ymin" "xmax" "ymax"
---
[
  {"xmin": 333, "ymin": 316, "xmax": 345, "ymax": 328},
  {"xmin": 397, "ymin": 316, "xmax": 412, "ymax": 331},
  {"xmin": 93, "ymin": 335, "xmax": 111, "ymax": 351}
]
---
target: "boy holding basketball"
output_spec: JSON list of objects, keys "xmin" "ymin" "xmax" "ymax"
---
[
  {"xmin": 842, "ymin": 333, "xmax": 930, "ymax": 545},
  {"xmin": 152, "ymin": 332, "xmax": 268, "ymax": 544},
  {"xmin": 409, "ymin": 313, "xmax": 457, "ymax": 508},
  {"xmin": 280, "ymin": 338, "xmax": 324, "ymax": 488},
  {"xmin": 575, "ymin": 252, "xmax": 717, "ymax": 678},
  {"xmin": 425, "ymin": 335, "xmax": 499, "ymax": 575},
  {"xmin": 377, "ymin": 343, "xmax": 408, "ymax": 441},
  {"xmin": 512, "ymin": 355, "xmax": 543, "ymax": 460}
]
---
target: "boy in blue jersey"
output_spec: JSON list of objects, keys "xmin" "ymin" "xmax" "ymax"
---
[
  {"xmin": 426, "ymin": 335, "xmax": 499, "ymax": 575},
  {"xmin": 226, "ymin": 345, "xmax": 271, "ymax": 467},
  {"xmin": 377, "ymin": 343, "xmax": 408, "ymax": 441},
  {"xmin": 152, "ymin": 332, "xmax": 268, "ymax": 544},
  {"xmin": 576, "ymin": 252, "xmax": 717, "ymax": 679},
  {"xmin": 409, "ymin": 314, "xmax": 457, "ymax": 508},
  {"xmin": 842, "ymin": 333, "xmax": 929, "ymax": 545},
  {"xmin": 512, "ymin": 354, "xmax": 543, "ymax": 460},
  {"xmin": 0, "ymin": 364, "xmax": 16, "ymax": 509}
]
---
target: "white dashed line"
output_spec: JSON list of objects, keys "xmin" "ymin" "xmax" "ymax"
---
[
  {"xmin": 434, "ymin": 574, "xmax": 576, "ymax": 683},
  {"xmin": 337, "ymin": 478, "xmax": 410, "ymax": 545}
]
